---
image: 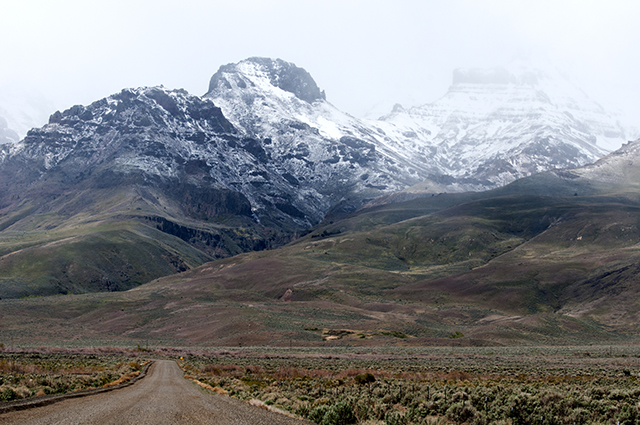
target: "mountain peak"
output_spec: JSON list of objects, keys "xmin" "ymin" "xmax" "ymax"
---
[{"xmin": 207, "ymin": 57, "xmax": 326, "ymax": 103}]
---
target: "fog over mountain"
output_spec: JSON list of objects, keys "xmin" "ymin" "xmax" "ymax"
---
[
  {"xmin": 380, "ymin": 60, "xmax": 634, "ymax": 188},
  {"xmin": 0, "ymin": 86, "xmax": 55, "ymax": 143},
  {"xmin": 1, "ymin": 1, "xmax": 638, "ymax": 138}
]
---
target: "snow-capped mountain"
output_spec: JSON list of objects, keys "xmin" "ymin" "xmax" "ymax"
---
[
  {"xmin": 203, "ymin": 57, "xmax": 439, "ymax": 219},
  {"xmin": 0, "ymin": 59, "xmax": 432, "ymax": 235},
  {"xmin": 0, "ymin": 57, "xmax": 635, "ymax": 297},
  {"xmin": 381, "ymin": 61, "xmax": 631, "ymax": 188},
  {"xmin": 0, "ymin": 58, "xmax": 631, "ymax": 237}
]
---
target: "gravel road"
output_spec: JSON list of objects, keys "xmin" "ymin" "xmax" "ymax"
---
[{"xmin": 0, "ymin": 360, "xmax": 311, "ymax": 425}]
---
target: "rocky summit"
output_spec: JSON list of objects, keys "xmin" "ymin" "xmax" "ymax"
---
[{"xmin": 209, "ymin": 57, "xmax": 326, "ymax": 104}]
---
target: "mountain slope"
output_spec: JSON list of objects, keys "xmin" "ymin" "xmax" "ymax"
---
[
  {"xmin": 0, "ymin": 86, "xmax": 286, "ymax": 298},
  {"xmin": 204, "ymin": 57, "xmax": 438, "ymax": 217},
  {"xmin": 0, "ymin": 60, "xmax": 432, "ymax": 298},
  {"xmin": 3, "ymin": 140, "xmax": 640, "ymax": 346},
  {"xmin": 0, "ymin": 57, "xmax": 631, "ymax": 300},
  {"xmin": 381, "ymin": 61, "xmax": 632, "ymax": 189}
]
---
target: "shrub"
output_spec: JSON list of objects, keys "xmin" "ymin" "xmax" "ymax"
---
[
  {"xmin": 353, "ymin": 401, "xmax": 372, "ymax": 422},
  {"xmin": 13, "ymin": 386, "xmax": 30, "ymax": 399},
  {"xmin": 307, "ymin": 402, "xmax": 357, "ymax": 425},
  {"xmin": 309, "ymin": 405, "xmax": 329, "ymax": 424},
  {"xmin": 618, "ymin": 403, "xmax": 640, "ymax": 425},
  {"xmin": 295, "ymin": 402, "xmax": 312, "ymax": 418},
  {"xmin": 446, "ymin": 402, "xmax": 477, "ymax": 424},
  {"xmin": 323, "ymin": 402, "xmax": 356, "ymax": 425},
  {"xmin": 0, "ymin": 387, "xmax": 16, "ymax": 401},
  {"xmin": 384, "ymin": 411, "xmax": 408, "ymax": 425},
  {"xmin": 355, "ymin": 373, "xmax": 376, "ymax": 385},
  {"xmin": 568, "ymin": 408, "xmax": 591, "ymax": 425}
]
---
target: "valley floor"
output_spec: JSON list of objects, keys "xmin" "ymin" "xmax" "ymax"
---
[{"xmin": 2, "ymin": 345, "xmax": 640, "ymax": 424}]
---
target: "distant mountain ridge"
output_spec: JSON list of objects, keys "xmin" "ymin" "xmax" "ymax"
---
[
  {"xmin": 0, "ymin": 116, "xmax": 20, "ymax": 145},
  {"xmin": 0, "ymin": 57, "xmax": 633, "ymax": 298},
  {"xmin": 381, "ymin": 61, "xmax": 631, "ymax": 189}
]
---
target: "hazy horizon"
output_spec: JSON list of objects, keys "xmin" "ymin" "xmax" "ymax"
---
[{"xmin": 2, "ymin": 0, "xmax": 639, "ymax": 132}]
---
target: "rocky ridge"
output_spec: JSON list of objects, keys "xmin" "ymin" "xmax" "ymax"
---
[
  {"xmin": 2, "ymin": 58, "xmax": 632, "ymax": 231},
  {"xmin": 381, "ymin": 61, "xmax": 632, "ymax": 189}
]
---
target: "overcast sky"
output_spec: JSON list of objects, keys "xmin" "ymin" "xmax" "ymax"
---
[{"xmin": 2, "ymin": 0, "xmax": 639, "ymax": 125}]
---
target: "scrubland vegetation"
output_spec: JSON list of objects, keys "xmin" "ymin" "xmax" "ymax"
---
[
  {"xmin": 179, "ymin": 346, "xmax": 640, "ymax": 425},
  {"xmin": 3, "ymin": 344, "xmax": 640, "ymax": 424},
  {"xmin": 0, "ymin": 346, "xmax": 147, "ymax": 403}
]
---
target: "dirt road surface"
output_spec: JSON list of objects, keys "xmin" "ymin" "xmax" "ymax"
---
[{"xmin": 0, "ymin": 360, "xmax": 311, "ymax": 425}]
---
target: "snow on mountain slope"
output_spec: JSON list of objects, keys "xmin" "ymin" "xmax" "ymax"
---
[
  {"xmin": 381, "ymin": 61, "xmax": 631, "ymax": 188},
  {"xmin": 568, "ymin": 138, "xmax": 640, "ymax": 187},
  {"xmin": 204, "ymin": 58, "xmax": 436, "ymax": 205},
  {"xmin": 2, "ymin": 57, "xmax": 630, "ymax": 235},
  {"xmin": 2, "ymin": 63, "xmax": 429, "ymax": 233}
]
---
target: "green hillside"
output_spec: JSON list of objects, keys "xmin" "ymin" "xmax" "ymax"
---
[
  {"xmin": 3, "ymin": 162, "xmax": 640, "ymax": 346},
  {"xmin": 0, "ymin": 182, "xmax": 285, "ymax": 298}
]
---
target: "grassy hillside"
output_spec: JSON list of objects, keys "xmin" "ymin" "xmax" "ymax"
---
[
  {"xmin": 2, "ymin": 166, "xmax": 640, "ymax": 346},
  {"xmin": 4, "ymin": 143, "xmax": 640, "ymax": 345},
  {"xmin": 0, "ymin": 181, "xmax": 286, "ymax": 298}
]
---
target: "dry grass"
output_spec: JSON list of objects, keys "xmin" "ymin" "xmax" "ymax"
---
[
  {"xmin": 102, "ymin": 371, "xmax": 140, "ymax": 388},
  {"xmin": 0, "ymin": 348, "xmax": 149, "ymax": 402},
  {"xmin": 248, "ymin": 398, "xmax": 301, "ymax": 419},
  {"xmin": 184, "ymin": 375, "xmax": 228, "ymax": 395}
]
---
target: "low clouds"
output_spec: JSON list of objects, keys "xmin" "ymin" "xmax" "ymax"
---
[{"xmin": 1, "ymin": 0, "xmax": 638, "ymax": 125}]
